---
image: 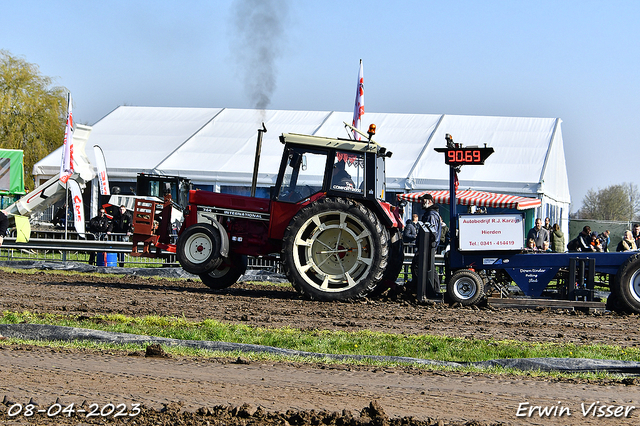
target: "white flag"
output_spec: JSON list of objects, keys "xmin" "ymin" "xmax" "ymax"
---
[
  {"xmin": 93, "ymin": 145, "xmax": 110, "ymax": 196},
  {"xmin": 351, "ymin": 60, "xmax": 364, "ymax": 140},
  {"xmin": 60, "ymin": 95, "xmax": 74, "ymax": 183},
  {"xmin": 68, "ymin": 179, "xmax": 85, "ymax": 237}
]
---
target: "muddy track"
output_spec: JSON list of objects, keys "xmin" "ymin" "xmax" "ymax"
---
[{"xmin": 1, "ymin": 269, "xmax": 639, "ymax": 425}]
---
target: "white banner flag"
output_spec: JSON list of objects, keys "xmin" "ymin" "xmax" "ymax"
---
[
  {"xmin": 60, "ymin": 95, "xmax": 74, "ymax": 183},
  {"xmin": 93, "ymin": 145, "xmax": 110, "ymax": 196},
  {"xmin": 351, "ymin": 60, "xmax": 364, "ymax": 140},
  {"xmin": 68, "ymin": 179, "xmax": 85, "ymax": 237}
]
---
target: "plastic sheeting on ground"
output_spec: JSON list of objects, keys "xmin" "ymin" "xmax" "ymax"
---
[
  {"xmin": 1, "ymin": 324, "xmax": 639, "ymax": 375},
  {"xmin": 0, "ymin": 260, "xmax": 289, "ymax": 282}
]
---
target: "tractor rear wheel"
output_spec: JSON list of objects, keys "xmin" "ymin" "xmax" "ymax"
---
[
  {"xmin": 282, "ymin": 198, "xmax": 389, "ymax": 301},
  {"xmin": 447, "ymin": 269, "xmax": 485, "ymax": 306},
  {"xmin": 612, "ymin": 253, "xmax": 640, "ymax": 313},
  {"xmin": 176, "ymin": 224, "xmax": 223, "ymax": 275},
  {"xmin": 199, "ymin": 254, "xmax": 247, "ymax": 290}
]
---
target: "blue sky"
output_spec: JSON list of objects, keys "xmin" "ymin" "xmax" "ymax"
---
[{"xmin": 2, "ymin": 0, "xmax": 639, "ymax": 211}]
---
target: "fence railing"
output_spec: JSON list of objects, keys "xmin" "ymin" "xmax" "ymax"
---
[{"xmin": 0, "ymin": 233, "xmax": 444, "ymax": 283}]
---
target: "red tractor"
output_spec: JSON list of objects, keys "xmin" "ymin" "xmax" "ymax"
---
[{"xmin": 133, "ymin": 126, "xmax": 405, "ymax": 301}]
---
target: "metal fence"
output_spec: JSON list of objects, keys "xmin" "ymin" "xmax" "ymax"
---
[{"xmin": 0, "ymin": 227, "xmax": 441, "ymax": 283}]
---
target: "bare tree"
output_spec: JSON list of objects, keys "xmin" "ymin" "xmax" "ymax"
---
[
  {"xmin": 578, "ymin": 183, "xmax": 640, "ymax": 221},
  {"xmin": 0, "ymin": 50, "xmax": 67, "ymax": 190}
]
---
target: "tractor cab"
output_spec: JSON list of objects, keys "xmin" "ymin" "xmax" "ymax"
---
[{"xmin": 274, "ymin": 132, "xmax": 391, "ymax": 204}]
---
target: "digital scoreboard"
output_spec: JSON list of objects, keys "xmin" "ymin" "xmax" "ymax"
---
[{"xmin": 434, "ymin": 146, "xmax": 494, "ymax": 166}]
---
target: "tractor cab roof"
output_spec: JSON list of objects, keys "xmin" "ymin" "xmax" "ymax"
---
[{"xmin": 280, "ymin": 133, "xmax": 386, "ymax": 155}]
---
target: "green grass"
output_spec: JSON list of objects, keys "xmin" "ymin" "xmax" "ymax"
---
[{"xmin": 2, "ymin": 310, "xmax": 638, "ymax": 364}]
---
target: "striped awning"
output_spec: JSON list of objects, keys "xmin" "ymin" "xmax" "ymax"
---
[{"xmin": 397, "ymin": 190, "xmax": 542, "ymax": 210}]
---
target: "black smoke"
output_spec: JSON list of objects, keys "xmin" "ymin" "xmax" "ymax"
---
[{"xmin": 231, "ymin": 0, "xmax": 290, "ymax": 111}]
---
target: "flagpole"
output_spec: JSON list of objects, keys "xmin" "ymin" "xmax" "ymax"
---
[{"xmin": 63, "ymin": 93, "xmax": 71, "ymax": 254}]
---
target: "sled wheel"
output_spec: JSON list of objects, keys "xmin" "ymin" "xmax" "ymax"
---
[
  {"xmin": 176, "ymin": 224, "xmax": 223, "ymax": 275},
  {"xmin": 605, "ymin": 290, "xmax": 626, "ymax": 312},
  {"xmin": 612, "ymin": 253, "xmax": 640, "ymax": 314},
  {"xmin": 199, "ymin": 254, "xmax": 247, "ymax": 290},
  {"xmin": 447, "ymin": 269, "xmax": 485, "ymax": 306},
  {"xmin": 282, "ymin": 198, "xmax": 388, "ymax": 301}
]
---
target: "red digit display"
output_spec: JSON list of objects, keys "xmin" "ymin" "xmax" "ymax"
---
[
  {"xmin": 447, "ymin": 151, "xmax": 455, "ymax": 163},
  {"xmin": 446, "ymin": 150, "xmax": 481, "ymax": 163},
  {"xmin": 435, "ymin": 145, "xmax": 494, "ymax": 166}
]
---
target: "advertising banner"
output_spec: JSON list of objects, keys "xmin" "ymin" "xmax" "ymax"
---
[
  {"xmin": 68, "ymin": 179, "xmax": 85, "ymax": 236},
  {"xmin": 458, "ymin": 213, "xmax": 525, "ymax": 251}
]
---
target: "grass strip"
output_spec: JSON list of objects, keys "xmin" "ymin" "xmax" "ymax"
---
[{"xmin": 2, "ymin": 310, "xmax": 638, "ymax": 363}]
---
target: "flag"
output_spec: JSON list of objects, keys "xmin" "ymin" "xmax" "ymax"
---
[
  {"xmin": 68, "ymin": 179, "xmax": 85, "ymax": 237},
  {"xmin": 351, "ymin": 60, "xmax": 364, "ymax": 140},
  {"xmin": 14, "ymin": 215, "xmax": 30, "ymax": 243},
  {"xmin": 93, "ymin": 145, "xmax": 110, "ymax": 196},
  {"xmin": 60, "ymin": 94, "xmax": 74, "ymax": 183}
]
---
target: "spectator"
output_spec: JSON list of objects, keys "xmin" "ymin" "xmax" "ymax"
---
[
  {"xmin": 567, "ymin": 226, "xmax": 594, "ymax": 252},
  {"xmin": 542, "ymin": 241, "xmax": 553, "ymax": 252},
  {"xmin": 419, "ymin": 194, "xmax": 442, "ymax": 243},
  {"xmin": 633, "ymin": 223, "xmax": 640, "ymax": 248},
  {"xmin": 599, "ymin": 229, "xmax": 610, "ymax": 252},
  {"xmin": 543, "ymin": 217, "xmax": 552, "ymax": 232},
  {"xmin": 526, "ymin": 218, "xmax": 550, "ymax": 250},
  {"xmin": 438, "ymin": 219, "xmax": 450, "ymax": 254},
  {"xmin": 108, "ymin": 205, "xmax": 133, "ymax": 267},
  {"xmin": 409, "ymin": 194, "xmax": 442, "ymax": 292},
  {"xmin": 88, "ymin": 209, "xmax": 110, "ymax": 265},
  {"xmin": 617, "ymin": 230, "xmax": 638, "ymax": 252},
  {"xmin": 525, "ymin": 238, "xmax": 538, "ymax": 252},
  {"xmin": 590, "ymin": 231, "xmax": 603, "ymax": 252},
  {"xmin": 550, "ymin": 223, "xmax": 565, "ymax": 253},
  {"xmin": 403, "ymin": 214, "xmax": 418, "ymax": 244}
]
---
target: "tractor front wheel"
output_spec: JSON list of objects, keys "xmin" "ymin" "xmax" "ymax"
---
[
  {"xmin": 176, "ymin": 224, "xmax": 223, "ymax": 275},
  {"xmin": 282, "ymin": 198, "xmax": 389, "ymax": 301},
  {"xmin": 199, "ymin": 254, "xmax": 247, "ymax": 290}
]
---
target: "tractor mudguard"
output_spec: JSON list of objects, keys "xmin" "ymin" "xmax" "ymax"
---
[{"xmin": 199, "ymin": 214, "xmax": 229, "ymax": 258}]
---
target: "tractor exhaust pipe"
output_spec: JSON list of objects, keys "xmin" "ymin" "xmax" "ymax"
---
[{"xmin": 250, "ymin": 123, "xmax": 267, "ymax": 197}]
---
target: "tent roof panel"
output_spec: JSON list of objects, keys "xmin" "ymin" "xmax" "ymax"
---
[{"xmin": 32, "ymin": 107, "xmax": 570, "ymax": 205}]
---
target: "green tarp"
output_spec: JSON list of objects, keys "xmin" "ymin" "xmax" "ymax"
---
[{"xmin": 0, "ymin": 149, "xmax": 25, "ymax": 196}]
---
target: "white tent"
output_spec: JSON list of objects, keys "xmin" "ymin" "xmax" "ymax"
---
[{"xmin": 33, "ymin": 106, "xmax": 571, "ymax": 227}]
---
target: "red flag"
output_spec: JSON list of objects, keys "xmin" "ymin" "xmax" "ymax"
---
[
  {"xmin": 351, "ymin": 60, "xmax": 364, "ymax": 140},
  {"xmin": 60, "ymin": 95, "xmax": 74, "ymax": 183}
]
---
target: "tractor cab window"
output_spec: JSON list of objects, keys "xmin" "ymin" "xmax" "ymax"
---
[
  {"xmin": 277, "ymin": 150, "xmax": 326, "ymax": 203},
  {"xmin": 331, "ymin": 151, "xmax": 364, "ymax": 194}
]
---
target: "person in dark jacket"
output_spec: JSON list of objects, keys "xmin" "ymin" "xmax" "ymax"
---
[
  {"xmin": 107, "ymin": 205, "xmax": 133, "ymax": 266},
  {"xmin": 90, "ymin": 209, "xmax": 110, "ymax": 238},
  {"xmin": 527, "ymin": 218, "xmax": 550, "ymax": 250},
  {"xmin": 567, "ymin": 226, "xmax": 594, "ymax": 252},
  {"xmin": 420, "ymin": 194, "xmax": 442, "ymax": 244},
  {"xmin": 108, "ymin": 205, "xmax": 133, "ymax": 235},
  {"xmin": 403, "ymin": 214, "xmax": 419, "ymax": 244},
  {"xmin": 633, "ymin": 223, "xmax": 640, "ymax": 249},
  {"xmin": 407, "ymin": 194, "xmax": 442, "ymax": 295}
]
